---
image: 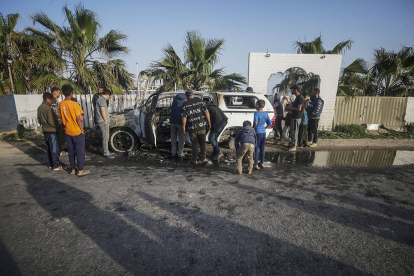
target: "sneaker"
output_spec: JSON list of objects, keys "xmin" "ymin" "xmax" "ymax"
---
[
  {"xmin": 308, "ymin": 141, "xmax": 313, "ymax": 145},
  {"xmin": 104, "ymin": 154, "xmax": 115, "ymax": 159},
  {"xmin": 53, "ymin": 166, "xmax": 64, "ymax": 171},
  {"xmin": 309, "ymin": 143, "xmax": 317, "ymax": 147},
  {"xmin": 213, "ymin": 152, "xmax": 224, "ymax": 161},
  {"xmin": 108, "ymin": 152, "xmax": 115, "ymax": 156},
  {"xmin": 289, "ymin": 147, "xmax": 297, "ymax": 152}
]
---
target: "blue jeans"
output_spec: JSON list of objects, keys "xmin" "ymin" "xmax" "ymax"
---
[
  {"xmin": 66, "ymin": 133, "xmax": 85, "ymax": 171},
  {"xmin": 208, "ymin": 121, "xmax": 227, "ymax": 155},
  {"xmin": 254, "ymin": 133, "xmax": 266, "ymax": 165},
  {"xmin": 44, "ymin": 132, "xmax": 60, "ymax": 168}
]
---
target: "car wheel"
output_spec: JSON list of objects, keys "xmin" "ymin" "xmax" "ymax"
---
[
  {"xmin": 109, "ymin": 129, "xmax": 138, "ymax": 153},
  {"xmin": 228, "ymin": 138, "xmax": 235, "ymax": 150}
]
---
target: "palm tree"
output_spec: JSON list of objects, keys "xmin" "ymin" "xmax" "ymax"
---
[
  {"xmin": 273, "ymin": 68, "xmax": 319, "ymax": 96},
  {"xmin": 370, "ymin": 47, "xmax": 414, "ymax": 96},
  {"xmin": 152, "ymin": 30, "xmax": 245, "ymax": 91},
  {"xmin": 211, "ymin": 73, "xmax": 247, "ymax": 91},
  {"xmin": 28, "ymin": 4, "xmax": 133, "ymax": 94},
  {"xmin": 0, "ymin": 13, "xmax": 24, "ymax": 94},
  {"xmin": 337, "ymin": 58, "xmax": 372, "ymax": 97},
  {"xmin": 294, "ymin": 35, "xmax": 354, "ymax": 54},
  {"xmin": 273, "ymin": 35, "xmax": 354, "ymax": 97}
]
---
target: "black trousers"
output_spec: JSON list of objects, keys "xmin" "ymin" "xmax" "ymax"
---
[
  {"xmin": 189, "ymin": 129, "xmax": 207, "ymax": 162},
  {"xmin": 298, "ymin": 124, "xmax": 308, "ymax": 146},
  {"xmin": 308, "ymin": 119, "xmax": 319, "ymax": 143}
]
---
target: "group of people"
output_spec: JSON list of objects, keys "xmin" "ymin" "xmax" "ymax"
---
[
  {"xmin": 37, "ymin": 84, "xmax": 115, "ymax": 176},
  {"xmin": 169, "ymin": 89, "xmax": 227, "ymax": 164},
  {"xmin": 272, "ymin": 85, "xmax": 324, "ymax": 150},
  {"xmin": 37, "ymin": 83, "xmax": 323, "ymax": 176},
  {"xmin": 37, "ymin": 84, "xmax": 90, "ymax": 175}
]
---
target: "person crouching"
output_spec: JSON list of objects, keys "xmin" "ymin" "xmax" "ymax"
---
[{"xmin": 234, "ymin": 121, "xmax": 257, "ymax": 175}]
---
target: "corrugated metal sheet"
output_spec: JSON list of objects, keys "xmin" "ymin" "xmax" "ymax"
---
[
  {"xmin": 334, "ymin": 97, "xmax": 407, "ymax": 129},
  {"xmin": 327, "ymin": 150, "xmax": 396, "ymax": 167}
]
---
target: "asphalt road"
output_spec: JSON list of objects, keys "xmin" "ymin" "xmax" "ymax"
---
[{"xmin": 0, "ymin": 141, "xmax": 413, "ymax": 275}]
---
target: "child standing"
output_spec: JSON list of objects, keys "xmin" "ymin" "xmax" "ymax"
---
[
  {"xmin": 297, "ymin": 103, "xmax": 308, "ymax": 148},
  {"xmin": 253, "ymin": 100, "xmax": 272, "ymax": 169},
  {"xmin": 234, "ymin": 121, "xmax": 257, "ymax": 174},
  {"xmin": 281, "ymin": 104, "xmax": 292, "ymax": 146}
]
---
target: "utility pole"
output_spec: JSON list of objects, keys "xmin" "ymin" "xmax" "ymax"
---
[
  {"xmin": 135, "ymin": 63, "xmax": 140, "ymax": 100},
  {"xmin": 7, "ymin": 60, "xmax": 15, "ymax": 94}
]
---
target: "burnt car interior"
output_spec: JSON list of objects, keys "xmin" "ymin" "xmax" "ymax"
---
[
  {"xmin": 223, "ymin": 96, "xmax": 258, "ymax": 109},
  {"xmin": 149, "ymin": 94, "xmax": 214, "ymax": 141}
]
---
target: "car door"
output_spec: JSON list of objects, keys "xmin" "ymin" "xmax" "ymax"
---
[{"xmin": 139, "ymin": 93, "xmax": 159, "ymax": 146}]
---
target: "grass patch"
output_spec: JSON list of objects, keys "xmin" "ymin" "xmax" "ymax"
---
[
  {"xmin": 319, "ymin": 123, "xmax": 414, "ymax": 139},
  {"xmin": 0, "ymin": 124, "xmax": 43, "ymax": 142}
]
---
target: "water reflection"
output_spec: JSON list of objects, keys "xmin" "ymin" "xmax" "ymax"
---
[{"xmin": 265, "ymin": 150, "xmax": 414, "ymax": 168}]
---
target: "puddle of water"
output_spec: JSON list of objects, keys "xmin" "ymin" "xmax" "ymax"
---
[{"xmin": 264, "ymin": 150, "xmax": 414, "ymax": 168}]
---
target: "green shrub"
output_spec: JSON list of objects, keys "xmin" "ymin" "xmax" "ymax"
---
[
  {"xmin": 406, "ymin": 123, "xmax": 414, "ymax": 135},
  {"xmin": 335, "ymin": 124, "xmax": 366, "ymax": 136}
]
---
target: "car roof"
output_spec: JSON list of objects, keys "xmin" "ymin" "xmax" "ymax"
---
[
  {"xmin": 158, "ymin": 91, "xmax": 211, "ymax": 96},
  {"xmin": 211, "ymin": 91, "xmax": 265, "ymax": 96}
]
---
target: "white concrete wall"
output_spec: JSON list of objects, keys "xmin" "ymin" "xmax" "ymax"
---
[
  {"xmin": 405, "ymin": 97, "xmax": 414, "ymax": 123},
  {"xmin": 248, "ymin": 53, "xmax": 342, "ymax": 130}
]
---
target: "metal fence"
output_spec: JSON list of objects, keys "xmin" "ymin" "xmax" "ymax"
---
[
  {"xmin": 334, "ymin": 97, "xmax": 408, "ymax": 129},
  {"xmin": 18, "ymin": 94, "xmax": 144, "ymax": 130}
]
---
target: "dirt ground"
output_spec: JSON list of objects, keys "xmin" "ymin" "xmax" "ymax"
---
[{"xmin": 0, "ymin": 138, "xmax": 414, "ymax": 275}]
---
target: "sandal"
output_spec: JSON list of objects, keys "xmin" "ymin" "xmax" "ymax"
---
[
  {"xmin": 70, "ymin": 170, "xmax": 77, "ymax": 175},
  {"xmin": 258, "ymin": 163, "xmax": 265, "ymax": 168},
  {"xmin": 53, "ymin": 166, "xmax": 64, "ymax": 171},
  {"xmin": 77, "ymin": 170, "xmax": 90, "ymax": 176},
  {"xmin": 254, "ymin": 165, "xmax": 260, "ymax": 170}
]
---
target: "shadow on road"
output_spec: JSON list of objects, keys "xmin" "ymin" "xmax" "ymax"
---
[
  {"xmin": 0, "ymin": 237, "xmax": 22, "ymax": 276},
  {"xmin": 21, "ymin": 168, "xmax": 371, "ymax": 275},
  {"xmin": 226, "ymin": 180, "xmax": 414, "ymax": 247}
]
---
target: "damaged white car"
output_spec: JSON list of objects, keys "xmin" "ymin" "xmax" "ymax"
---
[{"xmin": 98, "ymin": 91, "xmax": 274, "ymax": 153}]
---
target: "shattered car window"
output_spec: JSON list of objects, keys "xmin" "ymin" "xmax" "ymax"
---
[
  {"xmin": 223, "ymin": 96, "xmax": 258, "ymax": 109},
  {"xmin": 143, "ymin": 95, "xmax": 157, "ymax": 113},
  {"xmin": 157, "ymin": 97, "xmax": 174, "ymax": 108}
]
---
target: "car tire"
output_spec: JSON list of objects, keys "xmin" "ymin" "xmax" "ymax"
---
[
  {"xmin": 109, "ymin": 128, "xmax": 138, "ymax": 153},
  {"xmin": 228, "ymin": 138, "xmax": 235, "ymax": 150}
]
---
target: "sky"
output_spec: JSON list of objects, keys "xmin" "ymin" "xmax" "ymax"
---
[{"xmin": 2, "ymin": 0, "xmax": 414, "ymax": 93}]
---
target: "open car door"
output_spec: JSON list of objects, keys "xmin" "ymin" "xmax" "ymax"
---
[{"xmin": 139, "ymin": 93, "xmax": 159, "ymax": 146}]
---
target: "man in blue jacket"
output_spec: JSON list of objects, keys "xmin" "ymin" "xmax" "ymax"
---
[
  {"xmin": 170, "ymin": 93, "xmax": 187, "ymax": 159},
  {"xmin": 307, "ymin": 88, "xmax": 324, "ymax": 147}
]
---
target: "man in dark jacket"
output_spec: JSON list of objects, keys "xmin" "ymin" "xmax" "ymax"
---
[
  {"xmin": 272, "ymin": 93, "xmax": 283, "ymax": 142},
  {"xmin": 307, "ymin": 88, "xmax": 324, "ymax": 147},
  {"xmin": 207, "ymin": 102, "xmax": 228, "ymax": 160},
  {"xmin": 287, "ymin": 84, "xmax": 304, "ymax": 151},
  {"xmin": 234, "ymin": 121, "xmax": 256, "ymax": 174},
  {"xmin": 170, "ymin": 93, "xmax": 186, "ymax": 159},
  {"xmin": 37, "ymin": 92, "xmax": 63, "ymax": 170}
]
